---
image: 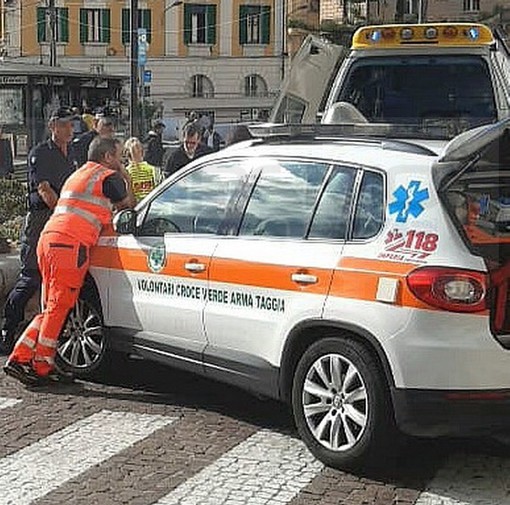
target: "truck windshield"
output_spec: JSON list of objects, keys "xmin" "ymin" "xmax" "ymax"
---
[{"xmin": 336, "ymin": 55, "xmax": 497, "ymax": 131}]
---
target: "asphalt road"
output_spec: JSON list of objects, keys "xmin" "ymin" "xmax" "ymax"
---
[{"xmin": 0, "ymin": 354, "xmax": 509, "ymax": 505}]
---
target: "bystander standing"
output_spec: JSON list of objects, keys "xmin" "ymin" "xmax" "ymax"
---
[
  {"xmin": 144, "ymin": 120, "xmax": 166, "ymax": 169},
  {"xmin": 124, "ymin": 137, "xmax": 159, "ymax": 202},
  {"xmin": 163, "ymin": 123, "xmax": 212, "ymax": 178}
]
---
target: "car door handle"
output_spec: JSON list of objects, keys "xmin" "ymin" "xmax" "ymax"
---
[
  {"xmin": 291, "ymin": 272, "xmax": 318, "ymax": 285},
  {"xmin": 185, "ymin": 262, "xmax": 206, "ymax": 273}
]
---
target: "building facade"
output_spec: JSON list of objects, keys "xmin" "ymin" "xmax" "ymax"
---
[{"xmin": 6, "ymin": 0, "xmax": 285, "ymax": 130}]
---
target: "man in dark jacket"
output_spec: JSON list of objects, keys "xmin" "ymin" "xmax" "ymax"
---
[
  {"xmin": 71, "ymin": 114, "xmax": 115, "ymax": 167},
  {"xmin": 144, "ymin": 120, "xmax": 166, "ymax": 168},
  {"xmin": 163, "ymin": 123, "xmax": 212, "ymax": 178},
  {"xmin": 0, "ymin": 108, "xmax": 76, "ymax": 355}
]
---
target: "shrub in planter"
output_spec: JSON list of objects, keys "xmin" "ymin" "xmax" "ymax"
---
[{"xmin": 0, "ymin": 178, "xmax": 26, "ymax": 245}]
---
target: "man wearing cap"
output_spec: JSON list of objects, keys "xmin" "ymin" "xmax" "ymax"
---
[
  {"xmin": 71, "ymin": 114, "xmax": 115, "ymax": 168},
  {"xmin": 144, "ymin": 120, "xmax": 166, "ymax": 169},
  {"xmin": 0, "ymin": 108, "xmax": 76, "ymax": 355}
]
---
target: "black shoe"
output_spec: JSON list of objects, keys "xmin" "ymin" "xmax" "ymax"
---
[
  {"xmin": 0, "ymin": 329, "xmax": 14, "ymax": 356},
  {"xmin": 3, "ymin": 361, "xmax": 42, "ymax": 386}
]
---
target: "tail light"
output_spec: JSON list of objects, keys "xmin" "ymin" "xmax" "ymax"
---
[{"xmin": 406, "ymin": 267, "xmax": 487, "ymax": 313}]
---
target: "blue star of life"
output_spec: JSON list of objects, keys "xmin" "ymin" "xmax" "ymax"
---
[{"xmin": 388, "ymin": 180, "xmax": 429, "ymax": 223}]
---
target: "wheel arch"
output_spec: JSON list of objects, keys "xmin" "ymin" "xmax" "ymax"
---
[
  {"xmin": 279, "ymin": 319, "xmax": 396, "ymax": 404},
  {"xmin": 81, "ymin": 272, "xmax": 103, "ymax": 318}
]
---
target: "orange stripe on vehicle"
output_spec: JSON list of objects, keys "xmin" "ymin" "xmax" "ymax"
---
[
  {"xmin": 91, "ymin": 246, "xmax": 210, "ymax": 278},
  {"xmin": 91, "ymin": 247, "xmax": 488, "ymax": 314},
  {"xmin": 335, "ymin": 257, "xmax": 441, "ymax": 309},
  {"xmin": 338, "ymin": 256, "xmax": 419, "ymax": 275},
  {"xmin": 209, "ymin": 258, "xmax": 330, "ymax": 294}
]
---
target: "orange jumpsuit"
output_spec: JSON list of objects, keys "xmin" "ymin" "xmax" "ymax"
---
[{"xmin": 8, "ymin": 162, "xmax": 115, "ymax": 376}]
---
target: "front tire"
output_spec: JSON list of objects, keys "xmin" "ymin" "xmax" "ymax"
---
[
  {"xmin": 291, "ymin": 336, "xmax": 396, "ymax": 471},
  {"xmin": 56, "ymin": 288, "xmax": 108, "ymax": 378}
]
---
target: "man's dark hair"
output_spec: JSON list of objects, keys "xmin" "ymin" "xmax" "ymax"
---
[
  {"xmin": 88, "ymin": 137, "xmax": 120, "ymax": 163},
  {"xmin": 183, "ymin": 123, "xmax": 201, "ymax": 139}
]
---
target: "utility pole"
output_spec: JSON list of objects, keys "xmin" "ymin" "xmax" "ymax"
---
[
  {"xmin": 281, "ymin": 0, "xmax": 286, "ymax": 81},
  {"xmin": 130, "ymin": 0, "xmax": 139, "ymax": 137},
  {"xmin": 48, "ymin": 0, "xmax": 57, "ymax": 66}
]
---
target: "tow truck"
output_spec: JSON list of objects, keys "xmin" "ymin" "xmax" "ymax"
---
[{"xmin": 272, "ymin": 23, "xmax": 510, "ymax": 142}]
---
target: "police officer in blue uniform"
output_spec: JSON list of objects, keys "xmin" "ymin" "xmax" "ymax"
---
[{"xmin": 0, "ymin": 108, "xmax": 76, "ymax": 354}]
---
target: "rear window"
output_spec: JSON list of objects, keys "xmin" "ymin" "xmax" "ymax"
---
[{"xmin": 336, "ymin": 55, "xmax": 497, "ymax": 130}]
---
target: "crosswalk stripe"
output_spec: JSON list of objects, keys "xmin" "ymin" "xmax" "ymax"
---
[
  {"xmin": 415, "ymin": 453, "xmax": 510, "ymax": 505},
  {"xmin": 0, "ymin": 409, "xmax": 176, "ymax": 505},
  {"xmin": 154, "ymin": 430, "xmax": 324, "ymax": 505},
  {"xmin": 0, "ymin": 397, "xmax": 21, "ymax": 410}
]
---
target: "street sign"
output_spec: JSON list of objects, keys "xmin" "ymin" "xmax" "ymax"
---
[
  {"xmin": 138, "ymin": 28, "xmax": 147, "ymax": 66},
  {"xmin": 143, "ymin": 70, "xmax": 152, "ymax": 83}
]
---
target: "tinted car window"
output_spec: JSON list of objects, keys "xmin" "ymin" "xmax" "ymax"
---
[
  {"xmin": 309, "ymin": 167, "xmax": 356, "ymax": 240},
  {"xmin": 139, "ymin": 162, "xmax": 250, "ymax": 236},
  {"xmin": 352, "ymin": 171, "xmax": 384, "ymax": 240},
  {"xmin": 337, "ymin": 55, "xmax": 496, "ymax": 129},
  {"xmin": 239, "ymin": 160, "xmax": 328, "ymax": 238}
]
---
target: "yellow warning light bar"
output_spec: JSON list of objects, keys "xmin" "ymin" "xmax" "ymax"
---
[{"xmin": 352, "ymin": 23, "xmax": 494, "ymax": 49}]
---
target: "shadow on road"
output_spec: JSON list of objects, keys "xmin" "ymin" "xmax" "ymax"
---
[{"xmin": 39, "ymin": 355, "xmax": 510, "ymax": 488}]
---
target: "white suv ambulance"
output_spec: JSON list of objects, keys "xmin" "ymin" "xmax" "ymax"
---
[
  {"xmin": 57, "ymin": 120, "xmax": 510, "ymax": 471},
  {"xmin": 272, "ymin": 23, "xmax": 510, "ymax": 140}
]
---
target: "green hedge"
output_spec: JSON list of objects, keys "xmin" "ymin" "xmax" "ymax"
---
[{"xmin": 0, "ymin": 178, "xmax": 26, "ymax": 243}]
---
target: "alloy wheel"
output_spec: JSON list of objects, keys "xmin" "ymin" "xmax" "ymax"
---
[
  {"xmin": 302, "ymin": 353, "xmax": 368, "ymax": 451},
  {"xmin": 57, "ymin": 298, "xmax": 105, "ymax": 371}
]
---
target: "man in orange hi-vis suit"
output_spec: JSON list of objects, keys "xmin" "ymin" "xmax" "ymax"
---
[{"xmin": 3, "ymin": 137, "xmax": 135, "ymax": 386}]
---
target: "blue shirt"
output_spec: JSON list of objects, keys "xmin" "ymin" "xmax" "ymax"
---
[{"xmin": 27, "ymin": 139, "xmax": 76, "ymax": 211}]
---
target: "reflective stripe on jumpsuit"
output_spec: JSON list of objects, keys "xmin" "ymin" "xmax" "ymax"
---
[
  {"xmin": 8, "ymin": 162, "xmax": 112, "ymax": 377},
  {"xmin": 9, "ymin": 237, "xmax": 90, "ymax": 376}
]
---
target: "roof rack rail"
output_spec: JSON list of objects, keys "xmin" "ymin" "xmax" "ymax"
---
[{"xmin": 248, "ymin": 122, "xmax": 452, "ymax": 141}]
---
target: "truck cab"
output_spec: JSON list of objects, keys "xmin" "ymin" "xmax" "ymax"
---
[{"xmin": 272, "ymin": 23, "xmax": 510, "ymax": 140}]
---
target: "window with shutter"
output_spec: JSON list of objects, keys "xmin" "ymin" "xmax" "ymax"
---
[
  {"xmin": 122, "ymin": 9, "xmax": 129, "ymax": 45},
  {"xmin": 37, "ymin": 7, "xmax": 69, "ymax": 43},
  {"xmin": 80, "ymin": 9, "xmax": 87, "ymax": 43},
  {"xmin": 37, "ymin": 7, "xmax": 47, "ymax": 43},
  {"xmin": 121, "ymin": 9, "xmax": 151, "ymax": 45},
  {"xmin": 240, "ymin": 5, "xmax": 271, "ymax": 45},
  {"xmin": 59, "ymin": 8, "xmax": 69, "ymax": 43},
  {"xmin": 80, "ymin": 8, "xmax": 111, "ymax": 43},
  {"xmin": 101, "ymin": 9, "xmax": 110, "ymax": 43},
  {"xmin": 239, "ymin": 6, "xmax": 248, "ymax": 45},
  {"xmin": 207, "ymin": 5, "xmax": 216, "ymax": 45},
  {"xmin": 184, "ymin": 4, "xmax": 214, "ymax": 45}
]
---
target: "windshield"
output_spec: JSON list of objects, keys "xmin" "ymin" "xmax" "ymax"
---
[{"xmin": 336, "ymin": 55, "xmax": 497, "ymax": 132}]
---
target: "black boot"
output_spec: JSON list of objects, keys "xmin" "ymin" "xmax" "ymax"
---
[
  {"xmin": 0, "ymin": 329, "xmax": 14, "ymax": 356},
  {"xmin": 3, "ymin": 361, "xmax": 42, "ymax": 386}
]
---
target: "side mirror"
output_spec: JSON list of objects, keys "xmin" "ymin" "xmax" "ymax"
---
[{"xmin": 113, "ymin": 209, "xmax": 137, "ymax": 235}]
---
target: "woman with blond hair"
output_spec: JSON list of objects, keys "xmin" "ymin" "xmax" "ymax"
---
[{"xmin": 123, "ymin": 137, "xmax": 159, "ymax": 202}]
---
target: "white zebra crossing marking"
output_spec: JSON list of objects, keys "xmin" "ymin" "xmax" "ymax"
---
[
  {"xmin": 154, "ymin": 430, "xmax": 324, "ymax": 505},
  {"xmin": 0, "ymin": 397, "xmax": 21, "ymax": 410},
  {"xmin": 0, "ymin": 409, "xmax": 176, "ymax": 505},
  {"xmin": 416, "ymin": 453, "xmax": 510, "ymax": 505}
]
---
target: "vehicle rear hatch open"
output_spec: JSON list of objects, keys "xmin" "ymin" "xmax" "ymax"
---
[{"xmin": 434, "ymin": 119, "xmax": 510, "ymax": 341}]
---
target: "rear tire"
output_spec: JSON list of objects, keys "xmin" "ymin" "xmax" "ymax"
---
[
  {"xmin": 291, "ymin": 336, "xmax": 396, "ymax": 471},
  {"xmin": 56, "ymin": 286, "xmax": 108, "ymax": 378}
]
